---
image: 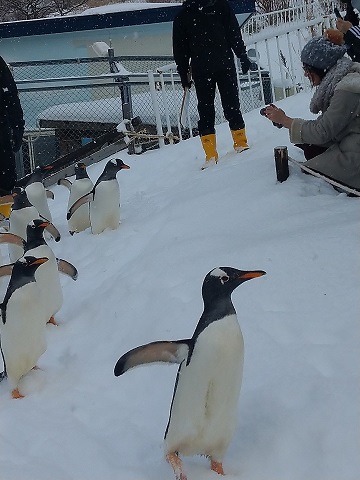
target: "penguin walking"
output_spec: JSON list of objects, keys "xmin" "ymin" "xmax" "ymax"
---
[
  {"xmin": 0, "ymin": 255, "xmax": 49, "ymax": 399},
  {"xmin": 114, "ymin": 267, "xmax": 266, "ymax": 480},
  {"xmin": 58, "ymin": 162, "xmax": 94, "ymax": 235},
  {"xmin": 67, "ymin": 159, "xmax": 130, "ymax": 235},
  {"xmin": 8, "ymin": 188, "xmax": 43, "ymax": 262},
  {"xmin": 24, "ymin": 166, "xmax": 53, "ymax": 222},
  {"xmin": 0, "ymin": 219, "xmax": 77, "ymax": 325}
]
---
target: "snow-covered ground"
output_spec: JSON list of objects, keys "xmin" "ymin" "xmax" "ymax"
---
[{"xmin": 0, "ymin": 91, "xmax": 359, "ymax": 480}]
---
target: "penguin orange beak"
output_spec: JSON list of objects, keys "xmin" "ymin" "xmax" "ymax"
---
[
  {"xmin": 43, "ymin": 165, "xmax": 54, "ymax": 171},
  {"xmin": 122, "ymin": 164, "xmax": 130, "ymax": 169},
  {"xmin": 31, "ymin": 257, "xmax": 49, "ymax": 266},
  {"xmin": 240, "ymin": 270, "xmax": 266, "ymax": 279}
]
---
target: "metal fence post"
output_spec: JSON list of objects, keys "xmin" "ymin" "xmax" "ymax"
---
[
  {"xmin": 274, "ymin": 146, "xmax": 289, "ymax": 182},
  {"xmin": 108, "ymin": 48, "xmax": 133, "ymax": 121},
  {"xmin": 148, "ymin": 70, "xmax": 165, "ymax": 148}
]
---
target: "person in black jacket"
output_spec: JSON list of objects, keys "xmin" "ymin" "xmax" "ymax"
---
[
  {"xmin": 0, "ymin": 56, "xmax": 24, "ymax": 196},
  {"xmin": 336, "ymin": 12, "xmax": 360, "ymax": 63},
  {"xmin": 173, "ymin": 0, "xmax": 252, "ymax": 168},
  {"xmin": 327, "ymin": 0, "xmax": 360, "ymax": 62}
]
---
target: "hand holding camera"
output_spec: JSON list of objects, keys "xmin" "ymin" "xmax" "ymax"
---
[{"xmin": 260, "ymin": 105, "xmax": 283, "ymax": 128}]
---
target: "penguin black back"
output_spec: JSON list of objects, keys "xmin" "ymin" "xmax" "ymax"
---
[{"xmin": 1, "ymin": 256, "xmax": 48, "ymax": 324}]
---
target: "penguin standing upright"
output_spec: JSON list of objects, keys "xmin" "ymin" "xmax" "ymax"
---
[
  {"xmin": 21, "ymin": 219, "xmax": 69, "ymax": 325},
  {"xmin": 67, "ymin": 159, "xmax": 130, "ymax": 235},
  {"xmin": 0, "ymin": 219, "xmax": 77, "ymax": 325},
  {"xmin": 58, "ymin": 162, "xmax": 93, "ymax": 234},
  {"xmin": 8, "ymin": 188, "xmax": 41, "ymax": 262},
  {"xmin": 24, "ymin": 166, "xmax": 53, "ymax": 222},
  {"xmin": 0, "ymin": 255, "xmax": 49, "ymax": 399},
  {"xmin": 114, "ymin": 267, "xmax": 266, "ymax": 480}
]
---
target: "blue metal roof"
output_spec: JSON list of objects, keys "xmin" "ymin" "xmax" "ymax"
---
[{"xmin": 0, "ymin": 0, "xmax": 255, "ymax": 38}]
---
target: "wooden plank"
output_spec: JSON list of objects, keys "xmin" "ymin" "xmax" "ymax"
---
[{"xmin": 288, "ymin": 156, "xmax": 360, "ymax": 197}]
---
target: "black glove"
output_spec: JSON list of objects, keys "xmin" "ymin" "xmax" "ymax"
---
[
  {"xmin": 239, "ymin": 55, "xmax": 252, "ymax": 75},
  {"xmin": 180, "ymin": 75, "xmax": 192, "ymax": 89},
  {"xmin": 178, "ymin": 68, "xmax": 192, "ymax": 89},
  {"xmin": 11, "ymin": 125, "xmax": 24, "ymax": 152}
]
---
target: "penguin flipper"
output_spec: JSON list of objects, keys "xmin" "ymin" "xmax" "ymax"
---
[
  {"xmin": 57, "ymin": 258, "xmax": 78, "ymax": 280},
  {"xmin": 67, "ymin": 191, "xmax": 94, "ymax": 220},
  {"xmin": 46, "ymin": 189, "xmax": 55, "ymax": 200},
  {"xmin": 0, "ymin": 263, "xmax": 14, "ymax": 278},
  {"xmin": 0, "ymin": 232, "xmax": 25, "ymax": 248},
  {"xmin": 57, "ymin": 178, "xmax": 72, "ymax": 190},
  {"xmin": 114, "ymin": 339, "xmax": 192, "ymax": 376},
  {"xmin": 45, "ymin": 222, "xmax": 61, "ymax": 242}
]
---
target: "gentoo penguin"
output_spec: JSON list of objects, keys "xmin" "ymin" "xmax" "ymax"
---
[
  {"xmin": 0, "ymin": 255, "xmax": 49, "ymax": 399},
  {"xmin": 8, "ymin": 188, "xmax": 43, "ymax": 262},
  {"xmin": 24, "ymin": 166, "xmax": 53, "ymax": 222},
  {"xmin": 58, "ymin": 162, "xmax": 94, "ymax": 234},
  {"xmin": 114, "ymin": 267, "xmax": 266, "ymax": 480},
  {"xmin": 0, "ymin": 219, "xmax": 77, "ymax": 325},
  {"xmin": 67, "ymin": 159, "xmax": 130, "ymax": 235}
]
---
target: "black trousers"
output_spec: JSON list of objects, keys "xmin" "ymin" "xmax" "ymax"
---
[
  {"xmin": 193, "ymin": 66, "xmax": 245, "ymax": 137},
  {"xmin": 0, "ymin": 124, "xmax": 17, "ymax": 194}
]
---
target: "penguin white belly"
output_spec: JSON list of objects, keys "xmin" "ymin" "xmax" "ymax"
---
[
  {"xmin": 90, "ymin": 180, "xmax": 120, "ymax": 234},
  {"xmin": 29, "ymin": 245, "xmax": 63, "ymax": 321},
  {"xmin": 68, "ymin": 179, "xmax": 93, "ymax": 233},
  {"xmin": 9, "ymin": 207, "xmax": 39, "ymax": 262},
  {"xmin": 165, "ymin": 315, "xmax": 244, "ymax": 460},
  {"xmin": 25, "ymin": 183, "xmax": 52, "ymax": 222},
  {"xmin": 0, "ymin": 284, "xmax": 47, "ymax": 387}
]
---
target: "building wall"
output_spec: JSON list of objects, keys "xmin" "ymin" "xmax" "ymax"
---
[{"xmin": 0, "ymin": 1, "xmax": 254, "ymax": 62}]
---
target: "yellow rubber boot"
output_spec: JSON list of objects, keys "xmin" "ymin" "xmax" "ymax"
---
[
  {"xmin": 0, "ymin": 201, "xmax": 12, "ymax": 219},
  {"xmin": 200, "ymin": 134, "xmax": 219, "ymax": 169},
  {"xmin": 231, "ymin": 128, "xmax": 249, "ymax": 153}
]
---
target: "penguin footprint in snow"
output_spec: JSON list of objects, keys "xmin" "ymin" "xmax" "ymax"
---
[{"xmin": 114, "ymin": 266, "xmax": 266, "ymax": 480}]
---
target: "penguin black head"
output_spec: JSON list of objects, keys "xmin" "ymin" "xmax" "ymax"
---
[
  {"xmin": 14, "ymin": 255, "xmax": 49, "ymax": 277},
  {"xmin": 26, "ymin": 165, "xmax": 52, "ymax": 185},
  {"xmin": 99, "ymin": 159, "xmax": 130, "ymax": 182},
  {"xmin": 11, "ymin": 188, "xmax": 33, "ymax": 210},
  {"xmin": 75, "ymin": 162, "xmax": 90, "ymax": 180},
  {"xmin": 26, "ymin": 218, "xmax": 61, "ymax": 244},
  {"xmin": 202, "ymin": 267, "xmax": 266, "ymax": 302},
  {"xmin": 112, "ymin": 158, "xmax": 130, "ymax": 171},
  {"xmin": 26, "ymin": 219, "xmax": 49, "ymax": 241}
]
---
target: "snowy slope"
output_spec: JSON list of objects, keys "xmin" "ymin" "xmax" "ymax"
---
[{"xmin": 0, "ymin": 91, "xmax": 359, "ymax": 480}]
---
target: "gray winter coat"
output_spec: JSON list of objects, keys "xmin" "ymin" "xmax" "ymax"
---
[{"xmin": 290, "ymin": 62, "xmax": 360, "ymax": 189}]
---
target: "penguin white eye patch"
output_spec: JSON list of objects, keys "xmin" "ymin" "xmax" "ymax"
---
[{"xmin": 220, "ymin": 275, "xmax": 229, "ymax": 284}]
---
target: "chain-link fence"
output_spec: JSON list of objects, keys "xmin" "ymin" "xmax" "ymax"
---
[{"xmin": 10, "ymin": 55, "xmax": 272, "ymax": 177}]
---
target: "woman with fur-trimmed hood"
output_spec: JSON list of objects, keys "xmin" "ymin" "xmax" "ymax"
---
[{"xmin": 264, "ymin": 36, "xmax": 360, "ymax": 191}]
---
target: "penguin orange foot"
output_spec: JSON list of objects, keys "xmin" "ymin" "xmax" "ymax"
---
[
  {"xmin": 166, "ymin": 452, "xmax": 187, "ymax": 480},
  {"xmin": 47, "ymin": 316, "xmax": 58, "ymax": 326},
  {"xmin": 210, "ymin": 459, "xmax": 224, "ymax": 475},
  {"xmin": 11, "ymin": 388, "xmax": 24, "ymax": 399}
]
